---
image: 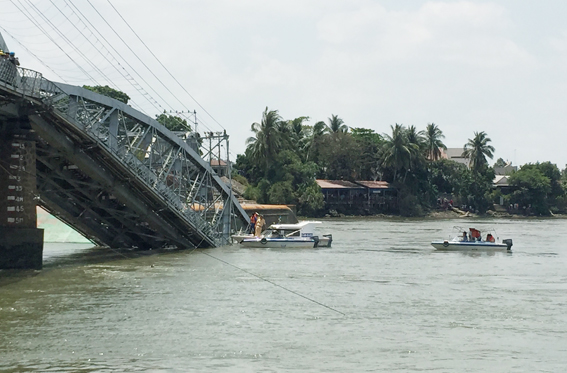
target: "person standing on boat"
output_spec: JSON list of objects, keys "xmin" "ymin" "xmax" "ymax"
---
[
  {"xmin": 255, "ymin": 214, "xmax": 265, "ymax": 237},
  {"xmin": 462, "ymin": 231, "xmax": 468, "ymax": 241},
  {"xmin": 248, "ymin": 212, "xmax": 258, "ymax": 234}
]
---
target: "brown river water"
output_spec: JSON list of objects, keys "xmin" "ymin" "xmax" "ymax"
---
[{"xmin": 1, "ymin": 217, "xmax": 566, "ymax": 372}]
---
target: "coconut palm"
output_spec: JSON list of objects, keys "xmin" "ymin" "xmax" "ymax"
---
[
  {"xmin": 305, "ymin": 120, "xmax": 327, "ymax": 162},
  {"xmin": 405, "ymin": 125, "xmax": 426, "ymax": 172},
  {"xmin": 288, "ymin": 116, "xmax": 310, "ymax": 158},
  {"xmin": 462, "ymin": 131, "xmax": 495, "ymax": 171},
  {"xmin": 326, "ymin": 114, "xmax": 348, "ymax": 134},
  {"xmin": 424, "ymin": 123, "xmax": 446, "ymax": 161},
  {"xmin": 246, "ymin": 107, "xmax": 284, "ymax": 173},
  {"xmin": 381, "ymin": 124, "xmax": 412, "ymax": 181}
]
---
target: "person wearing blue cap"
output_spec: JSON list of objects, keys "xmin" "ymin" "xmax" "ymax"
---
[{"xmin": 8, "ymin": 52, "xmax": 19, "ymax": 66}]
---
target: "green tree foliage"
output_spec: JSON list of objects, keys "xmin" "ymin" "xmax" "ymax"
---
[
  {"xmin": 530, "ymin": 162, "xmax": 563, "ymax": 200},
  {"xmin": 155, "ymin": 112, "xmax": 191, "ymax": 131},
  {"xmin": 405, "ymin": 125, "xmax": 426, "ymax": 173},
  {"xmin": 236, "ymin": 108, "xmax": 567, "ymax": 216},
  {"xmin": 462, "ymin": 131, "xmax": 495, "ymax": 172},
  {"xmin": 350, "ymin": 128, "xmax": 383, "ymax": 180},
  {"xmin": 509, "ymin": 165, "xmax": 552, "ymax": 215},
  {"xmin": 246, "ymin": 107, "xmax": 285, "ymax": 175},
  {"xmin": 287, "ymin": 116, "xmax": 310, "ymax": 160},
  {"xmin": 493, "ymin": 157, "xmax": 507, "ymax": 168},
  {"xmin": 326, "ymin": 114, "xmax": 348, "ymax": 133},
  {"xmin": 83, "ymin": 85, "xmax": 130, "ymax": 104},
  {"xmin": 424, "ymin": 123, "xmax": 446, "ymax": 161},
  {"xmin": 508, "ymin": 162, "xmax": 564, "ymax": 215},
  {"xmin": 237, "ymin": 108, "xmax": 326, "ymax": 215},
  {"xmin": 380, "ymin": 124, "xmax": 412, "ymax": 182},
  {"xmin": 317, "ymin": 131, "xmax": 358, "ymax": 180},
  {"xmin": 304, "ymin": 120, "xmax": 327, "ymax": 163},
  {"xmin": 429, "ymin": 159, "xmax": 468, "ymax": 195},
  {"xmin": 459, "ymin": 165, "xmax": 495, "ymax": 213},
  {"xmin": 264, "ymin": 150, "xmax": 324, "ymax": 215}
]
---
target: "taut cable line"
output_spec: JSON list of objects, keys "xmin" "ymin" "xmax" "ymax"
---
[{"xmin": 199, "ymin": 250, "xmax": 346, "ymax": 316}]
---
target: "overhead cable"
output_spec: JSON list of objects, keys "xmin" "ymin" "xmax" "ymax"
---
[{"xmin": 102, "ymin": 0, "xmax": 224, "ymax": 131}]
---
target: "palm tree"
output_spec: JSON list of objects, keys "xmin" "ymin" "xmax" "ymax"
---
[
  {"xmin": 305, "ymin": 120, "xmax": 327, "ymax": 162},
  {"xmin": 405, "ymin": 125, "xmax": 426, "ymax": 174},
  {"xmin": 462, "ymin": 131, "xmax": 495, "ymax": 171},
  {"xmin": 288, "ymin": 116, "xmax": 310, "ymax": 159},
  {"xmin": 326, "ymin": 114, "xmax": 348, "ymax": 134},
  {"xmin": 424, "ymin": 123, "xmax": 446, "ymax": 161},
  {"xmin": 246, "ymin": 107, "xmax": 284, "ymax": 173},
  {"xmin": 381, "ymin": 124, "xmax": 412, "ymax": 181}
]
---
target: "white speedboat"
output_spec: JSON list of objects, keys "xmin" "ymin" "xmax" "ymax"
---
[
  {"xmin": 237, "ymin": 221, "xmax": 332, "ymax": 248},
  {"xmin": 431, "ymin": 226, "xmax": 513, "ymax": 251}
]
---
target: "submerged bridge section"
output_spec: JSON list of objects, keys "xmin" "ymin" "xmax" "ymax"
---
[{"xmin": 0, "ymin": 56, "xmax": 248, "ymax": 268}]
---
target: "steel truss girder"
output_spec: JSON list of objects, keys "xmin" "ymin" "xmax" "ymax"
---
[{"xmin": 1, "ymin": 65, "xmax": 249, "ymax": 249}]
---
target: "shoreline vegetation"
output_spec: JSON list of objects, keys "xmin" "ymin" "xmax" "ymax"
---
[{"xmin": 234, "ymin": 108, "xmax": 567, "ymax": 218}]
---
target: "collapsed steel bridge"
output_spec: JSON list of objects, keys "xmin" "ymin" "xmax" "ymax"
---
[{"xmin": 0, "ymin": 58, "xmax": 249, "ymax": 250}]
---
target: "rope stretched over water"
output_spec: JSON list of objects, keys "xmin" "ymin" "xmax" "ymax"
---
[{"xmin": 199, "ymin": 250, "xmax": 345, "ymax": 316}]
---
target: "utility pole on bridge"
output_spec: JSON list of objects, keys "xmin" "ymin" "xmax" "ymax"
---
[{"xmin": 0, "ymin": 117, "xmax": 43, "ymax": 269}]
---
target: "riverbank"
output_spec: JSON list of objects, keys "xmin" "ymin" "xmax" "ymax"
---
[{"xmin": 316, "ymin": 209, "xmax": 567, "ymax": 220}]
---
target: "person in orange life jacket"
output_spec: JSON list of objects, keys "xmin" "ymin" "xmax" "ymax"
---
[{"xmin": 248, "ymin": 212, "xmax": 258, "ymax": 234}]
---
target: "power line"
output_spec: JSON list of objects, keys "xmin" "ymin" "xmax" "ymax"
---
[
  {"xmin": 82, "ymin": 0, "xmax": 215, "ymax": 133},
  {"xmin": 20, "ymin": 0, "xmax": 112, "ymax": 85},
  {"xmin": 8, "ymin": 0, "xmax": 100, "ymax": 85},
  {"xmin": 0, "ymin": 25, "xmax": 67, "ymax": 83},
  {"xmin": 61, "ymin": 0, "xmax": 174, "ymax": 116},
  {"xmin": 103, "ymin": 0, "xmax": 225, "ymax": 131}
]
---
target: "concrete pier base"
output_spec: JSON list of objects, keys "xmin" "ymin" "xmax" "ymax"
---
[
  {"xmin": 0, "ymin": 227, "xmax": 43, "ymax": 269},
  {"xmin": 0, "ymin": 119, "xmax": 43, "ymax": 269}
]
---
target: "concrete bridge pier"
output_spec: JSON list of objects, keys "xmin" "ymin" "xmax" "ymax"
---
[{"xmin": 0, "ymin": 118, "xmax": 43, "ymax": 269}]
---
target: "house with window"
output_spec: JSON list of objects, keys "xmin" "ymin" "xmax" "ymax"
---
[{"xmin": 316, "ymin": 180, "xmax": 397, "ymax": 214}]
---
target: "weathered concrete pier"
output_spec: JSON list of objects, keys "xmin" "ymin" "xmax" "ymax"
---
[{"xmin": 0, "ymin": 118, "xmax": 43, "ymax": 269}]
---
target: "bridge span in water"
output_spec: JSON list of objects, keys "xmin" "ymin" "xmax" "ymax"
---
[{"xmin": 0, "ymin": 35, "xmax": 249, "ymax": 269}]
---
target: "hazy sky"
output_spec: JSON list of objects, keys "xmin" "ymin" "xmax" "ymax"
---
[{"xmin": 2, "ymin": 0, "xmax": 567, "ymax": 167}]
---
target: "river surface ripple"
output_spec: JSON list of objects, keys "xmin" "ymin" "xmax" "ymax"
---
[{"xmin": 1, "ymin": 217, "xmax": 566, "ymax": 372}]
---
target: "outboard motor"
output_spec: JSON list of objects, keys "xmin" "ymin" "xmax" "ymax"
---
[
  {"xmin": 502, "ymin": 239, "xmax": 513, "ymax": 250},
  {"xmin": 313, "ymin": 236, "xmax": 319, "ymax": 248}
]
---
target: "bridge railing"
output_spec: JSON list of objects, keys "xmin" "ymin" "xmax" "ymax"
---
[{"xmin": 0, "ymin": 62, "xmax": 64, "ymax": 102}]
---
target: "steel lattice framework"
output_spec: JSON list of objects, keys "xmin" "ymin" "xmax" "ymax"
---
[{"xmin": 0, "ymin": 60, "xmax": 248, "ymax": 249}]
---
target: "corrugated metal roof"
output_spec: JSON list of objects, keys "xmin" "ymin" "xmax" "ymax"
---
[
  {"xmin": 355, "ymin": 180, "xmax": 391, "ymax": 189},
  {"xmin": 316, "ymin": 180, "xmax": 365, "ymax": 189}
]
